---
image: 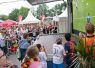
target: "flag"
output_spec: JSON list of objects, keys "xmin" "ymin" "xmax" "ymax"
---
[
  {"xmin": 40, "ymin": 15, "xmax": 45, "ymax": 22},
  {"xmin": 18, "ymin": 15, "xmax": 22, "ymax": 22}
]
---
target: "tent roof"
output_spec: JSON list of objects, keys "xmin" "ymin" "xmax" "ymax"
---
[
  {"xmin": 20, "ymin": 10, "xmax": 40, "ymax": 24},
  {"xmin": 59, "ymin": 8, "xmax": 68, "ymax": 17},
  {"xmin": 53, "ymin": 15, "xmax": 59, "ymax": 21}
]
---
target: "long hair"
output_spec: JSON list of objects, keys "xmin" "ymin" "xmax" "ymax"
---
[
  {"xmin": 21, "ymin": 46, "xmax": 39, "ymax": 68},
  {"xmin": 36, "ymin": 44, "xmax": 41, "ymax": 51}
]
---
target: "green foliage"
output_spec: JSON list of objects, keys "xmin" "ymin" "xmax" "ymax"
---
[
  {"xmin": 18, "ymin": 7, "xmax": 29, "ymax": 20},
  {"xmin": 8, "ymin": 7, "xmax": 29, "ymax": 21},
  {"xmin": 0, "ymin": 15, "xmax": 8, "ymax": 20},
  {"xmin": 48, "ymin": 2, "xmax": 67, "ymax": 16},
  {"xmin": 36, "ymin": 3, "xmax": 49, "ymax": 19},
  {"xmin": 9, "ymin": 9, "xmax": 19, "ymax": 21},
  {"xmin": 36, "ymin": 2, "xmax": 67, "ymax": 18},
  {"xmin": 71, "ymin": 37, "xmax": 95, "ymax": 68}
]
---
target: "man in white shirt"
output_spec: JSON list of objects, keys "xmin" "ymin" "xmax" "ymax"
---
[{"xmin": 53, "ymin": 38, "xmax": 66, "ymax": 68}]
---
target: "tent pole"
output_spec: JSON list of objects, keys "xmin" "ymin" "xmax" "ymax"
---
[{"xmin": 67, "ymin": 0, "xmax": 73, "ymax": 33}]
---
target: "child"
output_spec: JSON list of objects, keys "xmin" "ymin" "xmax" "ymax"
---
[
  {"xmin": 21, "ymin": 46, "xmax": 42, "ymax": 68},
  {"xmin": 64, "ymin": 33, "xmax": 74, "ymax": 68},
  {"xmin": 36, "ymin": 44, "xmax": 47, "ymax": 68},
  {"xmin": 53, "ymin": 38, "xmax": 66, "ymax": 68},
  {"xmin": 79, "ymin": 23, "xmax": 95, "ymax": 56}
]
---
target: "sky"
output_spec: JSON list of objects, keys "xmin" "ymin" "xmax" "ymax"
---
[{"xmin": 0, "ymin": 0, "xmax": 64, "ymax": 15}]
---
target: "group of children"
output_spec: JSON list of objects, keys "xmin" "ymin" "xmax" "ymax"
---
[
  {"xmin": 20, "ymin": 33, "xmax": 74, "ymax": 68},
  {"xmin": 21, "ymin": 44, "xmax": 47, "ymax": 68}
]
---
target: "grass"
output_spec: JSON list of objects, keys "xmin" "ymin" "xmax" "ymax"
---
[{"xmin": 73, "ymin": 0, "xmax": 95, "ymax": 32}]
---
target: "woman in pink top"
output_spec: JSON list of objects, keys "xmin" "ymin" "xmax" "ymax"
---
[{"xmin": 21, "ymin": 46, "xmax": 43, "ymax": 68}]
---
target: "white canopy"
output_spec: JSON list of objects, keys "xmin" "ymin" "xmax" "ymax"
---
[
  {"xmin": 53, "ymin": 15, "xmax": 59, "ymax": 22},
  {"xmin": 59, "ymin": 8, "xmax": 68, "ymax": 18},
  {"xmin": 20, "ymin": 10, "xmax": 40, "ymax": 24}
]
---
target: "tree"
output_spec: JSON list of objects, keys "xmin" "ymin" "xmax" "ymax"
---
[
  {"xmin": 8, "ymin": 7, "xmax": 29, "ymax": 21},
  {"xmin": 36, "ymin": 3, "xmax": 49, "ymax": 19},
  {"xmin": 48, "ymin": 2, "xmax": 67, "ymax": 16},
  {"xmin": 8, "ymin": 9, "xmax": 19, "ymax": 21},
  {"xmin": 0, "ymin": 15, "xmax": 8, "ymax": 20},
  {"xmin": 18, "ymin": 7, "xmax": 29, "ymax": 20}
]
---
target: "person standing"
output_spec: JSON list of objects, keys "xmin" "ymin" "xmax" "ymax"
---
[
  {"xmin": 64, "ymin": 33, "xmax": 75, "ymax": 68},
  {"xmin": 36, "ymin": 44, "xmax": 47, "ymax": 68},
  {"xmin": 86, "ymin": 13, "xmax": 91, "ymax": 23},
  {"xmin": 18, "ymin": 33, "xmax": 30, "ymax": 61},
  {"xmin": 53, "ymin": 38, "xmax": 66, "ymax": 68}
]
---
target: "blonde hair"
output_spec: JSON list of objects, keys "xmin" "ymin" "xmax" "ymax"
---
[
  {"xmin": 21, "ymin": 46, "xmax": 39, "ymax": 68},
  {"xmin": 27, "ymin": 46, "xmax": 39, "ymax": 59}
]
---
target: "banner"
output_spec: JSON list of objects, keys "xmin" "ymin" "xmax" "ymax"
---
[
  {"xmin": 18, "ymin": 15, "xmax": 22, "ymax": 22},
  {"xmin": 40, "ymin": 15, "xmax": 45, "ymax": 22}
]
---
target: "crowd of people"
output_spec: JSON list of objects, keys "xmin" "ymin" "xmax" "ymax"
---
[{"xmin": 0, "ymin": 23, "xmax": 95, "ymax": 68}]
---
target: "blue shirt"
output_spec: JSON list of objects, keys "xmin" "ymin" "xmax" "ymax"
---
[
  {"xmin": 19, "ymin": 39, "xmax": 30, "ymax": 49},
  {"xmin": 86, "ymin": 16, "xmax": 90, "ymax": 23}
]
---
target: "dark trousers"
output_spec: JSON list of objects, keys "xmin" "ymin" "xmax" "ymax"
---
[
  {"xmin": 19, "ymin": 48, "xmax": 27, "ymax": 62},
  {"xmin": 64, "ymin": 55, "xmax": 72, "ymax": 68}
]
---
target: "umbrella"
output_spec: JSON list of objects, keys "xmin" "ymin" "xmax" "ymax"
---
[
  {"xmin": 0, "ymin": 23, "xmax": 3, "ymax": 26},
  {"xmin": 1, "ymin": 20, "xmax": 17, "ymax": 27}
]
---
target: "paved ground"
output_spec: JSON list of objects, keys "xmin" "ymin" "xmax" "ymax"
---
[
  {"xmin": 34, "ymin": 34, "xmax": 66, "ymax": 59},
  {"xmin": 7, "ymin": 34, "xmax": 66, "ymax": 68},
  {"xmin": 7, "ymin": 34, "xmax": 78, "ymax": 68},
  {"xmin": 8, "ymin": 54, "xmax": 21, "ymax": 68}
]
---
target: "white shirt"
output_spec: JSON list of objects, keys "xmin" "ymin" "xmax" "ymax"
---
[
  {"xmin": 38, "ymin": 52, "xmax": 47, "ymax": 68},
  {"xmin": 53, "ymin": 44, "xmax": 66, "ymax": 64},
  {"xmin": 0, "ymin": 33, "xmax": 5, "ymax": 47}
]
